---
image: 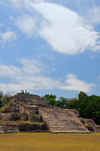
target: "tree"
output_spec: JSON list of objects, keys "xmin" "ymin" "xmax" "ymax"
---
[
  {"xmin": 78, "ymin": 91, "xmax": 88, "ymax": 99},
  {"xmin": 44, "ymin": 94, "xmax": 57, "ymax": 106},
  {"xmin": 57, "ymin": 97, "xmax": 68, "ymax": 108},
  {"xmin": 44, "ymin": 94, "xmax": 56, "ymax": 99},
  {"xmin": 66, "ymin": 94, "xmax": 100, "ymax": 125}
]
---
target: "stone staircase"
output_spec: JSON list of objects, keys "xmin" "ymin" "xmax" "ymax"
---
[{"xmin": 39, "ymin": 108, "xmax": 90, "ymax": 133}]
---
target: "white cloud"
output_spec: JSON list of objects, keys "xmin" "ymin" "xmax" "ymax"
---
[
  {"xmin": 10, "ymin": 15, "xmax": 37, "ymax": 36},
  {"xmin": 0, "ymin": 58, "xmax": 95, "ymax": 93},
  {"xmin": 0, "ymin": 30, "xmax": 17, "ymax": 44},
  {"xmin": 62, "ymin": 74, "xmax": 95, "ymax": 92},
  {"xmin": 7, "ymin": 0, "xmax": 100, "ymax": 55},
  {"xmin": 27, "ymin": 1, "xmax": 100, "ymax": 55}
]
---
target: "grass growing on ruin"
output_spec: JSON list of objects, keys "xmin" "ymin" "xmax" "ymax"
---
[
  {"xmin": 0, "ymin": 133, "xmax": 100, "ymax": 151},
  {"xmin": 0, "ymin": 104, "xmax": 8, "ymax": 113},
  {"xmin": 0, "ymin": 120, "xmax": 45, "ymax": 125},
  {"xmin": 0, "ymin": 97, "xmax": 16, "ymax": 113}
]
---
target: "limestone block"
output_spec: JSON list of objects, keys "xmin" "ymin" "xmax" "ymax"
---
[
  {"xmin": 0, "ymin": 125, "xmax": 4, "ymax": 133},
  {"xmin": 11, "ymin": 114, "xmax": 20, "ymax": 121},
  {"xmin": 1, "ymin": 113, "xmax": 11, "ymax": 121},
  {"xmin": 85, "ymin": 125, "xmax": 100, "ymax": 132},
  {"xmin": 2, "ymin": 125, "xmax": 19, "ymax": 133},
  {"xmin": 80, "ymin": 118, "xmax": 96, "ymax": 125},
  {"xmin": 20, "ymin": 113, "xmax": 28, "ymax": 121},
  {"xmin": 0, "ymin": 113, "xmax": 20, "ymax": 121},
  {"xmin": 20, "ymin": 104, "xmax": 38, "ymax": 114},
  {"xmin": 19, "ymin": 123, "xmax": 48, "ymax": 132},
  {"xmin": 28, "ymin": 115, "xmax": 43, "ymax": 122}
]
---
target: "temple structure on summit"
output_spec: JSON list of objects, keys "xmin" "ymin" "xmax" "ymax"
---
[{"xmin": 0, "ymin": 93, "xmax": 100, "ymax": 133}]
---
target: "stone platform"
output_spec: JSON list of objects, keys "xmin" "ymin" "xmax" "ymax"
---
[{"xmin": 39, "ymin": 108, "xmax": 90, "ymax": 133}]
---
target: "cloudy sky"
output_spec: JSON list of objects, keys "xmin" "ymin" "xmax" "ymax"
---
[{"xmin": 0, "ymin": 0, "xmax": 100, "ymax": 98}]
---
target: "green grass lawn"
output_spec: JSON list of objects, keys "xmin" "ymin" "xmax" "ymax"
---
[{"xmin": 0, "ymin": 133, "xmax": 100, "ymax": 151}]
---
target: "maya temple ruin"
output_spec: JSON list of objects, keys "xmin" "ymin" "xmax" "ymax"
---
[{"xmin": 0, "ymin": 93, "xmax": 100, "ymax": 133}]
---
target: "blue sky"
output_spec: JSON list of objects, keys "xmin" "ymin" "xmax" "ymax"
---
[{"xmin": 0, "ymin": 0, "xmax": 100, "ymax": 98}]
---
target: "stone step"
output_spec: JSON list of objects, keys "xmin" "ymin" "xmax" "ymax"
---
[
  {"xmin": 39, "ymin": 108, "xmax": 90, "ymax": 133},
  {"xmin": 49, "ymin": 126, "xmax": 90, "ymax": 133}
]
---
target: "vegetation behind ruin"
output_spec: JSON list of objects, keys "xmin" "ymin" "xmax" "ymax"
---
[{"xmin": 44, "ymin": 91, "xmax": 100, "ymax": 125}]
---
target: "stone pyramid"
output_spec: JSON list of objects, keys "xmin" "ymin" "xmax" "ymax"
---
[{"xmin": 0, "ymin": 93, "xmax": 99, "ymax": 133}]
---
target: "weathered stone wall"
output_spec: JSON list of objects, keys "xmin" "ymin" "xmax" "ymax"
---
[
  {"xmin": 2, "ymin": 103, "xmax": 38, "ymax": 114},
  {"xmin": 79, "ymin": 118, "xmax": 100, "ymax": 132},
  {"xmin": 19, "ymin": 123, "xmax": 48, "ymax": 132},
  {"xmin": 0, "ymin": 113, "xmax": 20, "ymax": 121},
  {"xmin": 85, "ymin": 125, "xmax": 100, "ymax": 132},
  {"xmin": 39, "ymin": 108, "xmax": 90, "ymax": 133},
  {"xmin": 0, "ymin": 123, "xmax": 48, "ymax": 133},
  {"xmin": 0, "ymin": 113, "xmax": 43, "ymax": 122},
  {"xmin": 20, "ymin": 104, "xmax": 38, "ymax": 114},
  {"xmin": 20, "ymin": 113, "xmax": 28, "ymax": 121},
  {"xmin": 28, "ymin": 115, "xmax": 42, "ymax": 122},
  {"xmin": 0, "ymin": 113, "xmax": 27, "ymax": 121},
  {"xmin": 2, "ymin": 125, "xmax": 19, "ymax": 133},
  {"xmin": 80, "ymin": 118, "xmax": 96, "ymax": 125}
]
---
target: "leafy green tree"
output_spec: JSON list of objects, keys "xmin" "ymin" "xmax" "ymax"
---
[
  {"xmin": 44, "ymin": 94, "xmax": 56, "ymax": 99},
  {"xmin": 57, "ymin": 97, "xmax": 68, "ymax": 108},
  {"xmin": 44, "ymin": 94, "xmax": 57, "ymax": 106},
  {"xmin": 78, "ymin": 91, "xmax": 87, "ymax": 99},
  {"xmin": 44, "ymin": 92, "xmax": 100, "ymax": 125},
  {"xmin": 66, "ymin": 94, "xmax": 100, "ymax": 125}
]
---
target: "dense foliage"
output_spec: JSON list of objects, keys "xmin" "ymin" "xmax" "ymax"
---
[
  {"xmin": 43, "ymin": 94, "xmax": 57, "ymax": 106},
  {"xmin": 66, "ymin": 94, "xmax": 100, "ymax": 125},
  {"xmin": 44, "ymin": 92, "xmax": 100, "ymax": 125},
  {"xmin": 0, "ymin": 101, "xmax": 6, "ymax": 108}
]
